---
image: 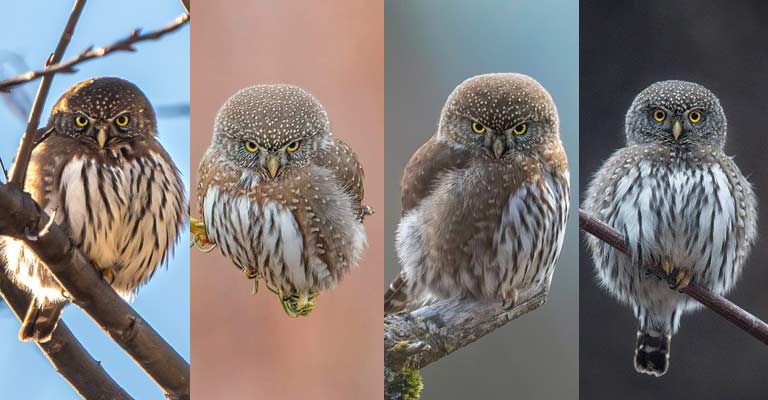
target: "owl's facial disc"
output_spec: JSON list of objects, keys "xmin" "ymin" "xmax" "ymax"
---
[
  {"xmin": 245, "ymin": 138, "xmax": 305, "ymax": 178},
  {"xmin": 647, "ymin": 105, "xmax": 705, "ymax": 144},
  {"xmin": 75, "ymin": 111, "xmax": 136, "ymax": 150}
]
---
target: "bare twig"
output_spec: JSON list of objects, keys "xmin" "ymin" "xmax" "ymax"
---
[
  {"xmin": 0, "ymin": 13, "xmax": 190, "ymax": 94},
  {"xmin": 8, "ymin": 0, "xmax": 86, "ymax": 186},
  {"xmin": 181, "ymin": 0, "xmax": 190, "ymax": 14},
  {"xmin": 579, "ymin": 209, "xmax": 768, "ymax": 345},
  {"xmin": 0, "ymin": 183, "xmax": 190, "ymax": 399},
  {"xmin": 0, "ymin": 269, "xmax": 133, "ymax": 400},
  {"xmin": 384, "ymin": 284, "xmax": 548, "ymax": 399}
]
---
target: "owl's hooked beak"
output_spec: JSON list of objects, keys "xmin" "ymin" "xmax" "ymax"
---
[
  {"xmin": 492, "ymin": 137, "xmax": 506, "ymax": 159},
  {"xmin": 96, "ymin": 128, "xmax": 109, "ymax": 149},
  {"xmin": 265, "ymin": 156, "xmax": 281, "ymax": 178},
  {"xmin": 672, "ymin": 119, "xmax": 683, "ymax": 141}
]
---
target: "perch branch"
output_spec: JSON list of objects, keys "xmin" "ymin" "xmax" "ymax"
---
[
  {"xmin": 0, "ymin": 269, "xmax": 133, "ymax": 400},
  {"xmin": 8, "ymin": 0, "xmax": 86, "ymax": 186},
  {"xmin": 0, "ymin": 13, "xmax": 190, "ymax": 94},
  {"xmin": 384, "ymin": 284, "xmax": 548, "ymax": 399},
  {"xmin": 0, "ymin": 184, "xmax": 190, "ymax": 399},
  {"xmin": 579, "ymin": 209, "xmax": 768, "ymax": 345}
]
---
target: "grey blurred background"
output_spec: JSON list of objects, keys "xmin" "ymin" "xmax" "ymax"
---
[
  {"xmin": 580, "ymin": 1, "xmax": 768, "ymax": 398},
  {"xmin": 385, "ymin": 0, "xmax": 579, "ymax": 398}
]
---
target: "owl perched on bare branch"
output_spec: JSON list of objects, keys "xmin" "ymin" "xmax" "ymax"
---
[
  {"xmin": 385, "ymin": 73, "xmax": 570, "ymax": 314},
  {"xmin": 196, "ymin": 84, "xmax": 372, "ymax": 317},
  {"xmin": 3, "ymin": 77, "xmax": 186, "ymax": 342},
  {"xmin": 584, "ymin": 80, "xmax": 757, "ymax": 376}
]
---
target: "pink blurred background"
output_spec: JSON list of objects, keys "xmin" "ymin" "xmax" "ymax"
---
[{"xmin": 190, "ymin": 1, "xmax": 383, "ymax": 398}]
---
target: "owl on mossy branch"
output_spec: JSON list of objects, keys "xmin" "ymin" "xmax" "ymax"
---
[{"xmin": 192, "ymin": 84, "xmax": 373, "ymax": 317}]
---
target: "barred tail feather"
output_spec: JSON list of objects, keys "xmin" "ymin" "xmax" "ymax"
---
[
  {"xmin": 19, "ymin": 299, "xmax": 65, "ymax": 343},
  {"xmin": 384, "ymin": 273, "xmax": 411, "ymax": 315},
  {"xmin": 634, "ymin": 330, "xmax": 671, "ymax": 377}
]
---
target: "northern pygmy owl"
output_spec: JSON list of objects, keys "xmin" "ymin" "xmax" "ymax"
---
[
  {"xmin": 584, "ymin": 80, "xmax": 757, "ymax": 376},
  {"xmin": 384, "ymin": 73, "xmax": 570, "ymax": 314},
  {"xmin": 197, "ymin": 84, "xmax": 371, "ymax": 317},
  {"xmin": 3, "ymin": 77, "xmax": 187, "ymax": 342}
]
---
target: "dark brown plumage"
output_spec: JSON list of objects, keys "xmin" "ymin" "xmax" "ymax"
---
[{"xmin": 3, "ymin": 77, "xmax": 186, "ymax": 342}]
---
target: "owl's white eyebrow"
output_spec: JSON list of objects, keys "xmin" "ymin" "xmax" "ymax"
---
[{"xmin": 108, "ymin": 110, "xmax": 130, "ymax": 120}]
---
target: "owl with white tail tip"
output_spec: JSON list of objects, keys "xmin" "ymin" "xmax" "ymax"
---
[{"xmin": 584, "ymin": 80, "xmax": 757, "ymax": 376}]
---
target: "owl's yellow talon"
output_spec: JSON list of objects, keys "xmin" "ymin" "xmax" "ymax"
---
[
  {"xmin": 661, "ymin": 260, "xmax": 673, "ymax": 275},
  {"xmin": 101, "ymin": 267, "xmax": 115, "ymax": 285},
  {"xmin": 279, "ymin": 291, "xmax": 318, "ymax": 317},
  {"xmin": 659, "ymin": 261, "xmax": 693, "ymax": 291},
  {"xmin": 190, "ymin": 217, "xmax": 216, "ymax": 252},
  {"xmin": 674, "ymin": 270, "xmax": 693, "ymax": 291}
]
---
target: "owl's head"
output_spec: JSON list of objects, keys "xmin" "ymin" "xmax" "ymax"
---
[
  {"xmin": 212, "ymin": 84, "xmax": 329, "ymax": 179},
  {"xmin": 437, "ymin": 73, "xmax": 559, "ymax": 160},
  {"xmin": 625, "ymin": 80, "xmax": 726, "ymax": 149},
  {"xmin": 49, "ymin": 77, "xmax": 157, "ymax": 150}
]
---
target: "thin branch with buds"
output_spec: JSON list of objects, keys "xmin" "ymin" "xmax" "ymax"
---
[
  {"xmin": 0, "ymin": 13, "xmax": 190, "ymax": 94},
  {"xmin": 579, "ymin": 209, "xmax": 768, "ymax": 345}
]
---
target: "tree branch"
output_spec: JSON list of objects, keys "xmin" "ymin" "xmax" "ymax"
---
[
  {"xmin": 579, "ymin": 209, "xmax": 768, "ymax": 345},
  {"xmin": 0, "ymin": 183, "xmax": 190, "ymax": 399},
  {"xmin": 0, "ymin": 269, "xmax": 133, "ymax": 400},
  {"xmin": 0, "ymin": 13, "xmax": 190, "ymax": 94},
  {"xmin": 384, "ymin": 283, "xmax": 548, "ymax": 400},
  {"xmin": 8, "ymin": 0, "xmax": 86, "ymax": 187}
]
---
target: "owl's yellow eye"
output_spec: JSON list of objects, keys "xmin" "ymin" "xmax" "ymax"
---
[
  {"xmin": 471, "ymin": 121, "xmax": 487, "ymax": 134},
  {"xmin": 115, "ymin": 115, "xmax": 130, "ymax": 127},
  {"xmin": 74, "ymin": 115, "xmax": 89, "ymax": 128},
  {"xmin": 285, "ymin": 141, "xmax": 301, "ymax": 153},
  {"xmin": 688, "ymin": 110, "xmax": 702, "ymax": 124},
  {"xmin": 244, "ymin": 140, "xmax": 259, "ymax": 153},
  {"xmin": 652, "ymin": 108, "xmax": 666, "ymax": 122},
  {"xmin": 512, "ymin": 123, "xmax": 528, "ymax": 136}
]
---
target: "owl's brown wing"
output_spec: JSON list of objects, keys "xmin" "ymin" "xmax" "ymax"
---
[
  {"xmin": 196, "ymin": 148, "xmax": 217, "ymax": 217},
  {"xmin": 400, "ymin": 136, "xmax": 471, "ymax": 214},
  {"xmin": 313, "ymin": 136, "xmax": 366, "ymax": 210},
  {"xmin": 24, "ymin": 135, "xmax": 79, "ymax": 209}
]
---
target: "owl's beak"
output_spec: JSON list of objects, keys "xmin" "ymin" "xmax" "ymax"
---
[
  {"xmin": 265, "ymin": 156, "xmax": 281, "ymax": 178},
  {"xmin": 96, "ymin": 128, "xmax": 109, "ymax": 149},
  {"xmin": 492, "ymin": 137, "xmax": 506, "ymax": 159},
  {"xmin": 672, "ymin": 120, "xmax": 682, "ymax": 141}
]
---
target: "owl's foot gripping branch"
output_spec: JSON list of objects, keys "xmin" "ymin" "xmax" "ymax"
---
[
  {"xmin": 578, "ymin": 209, "xmax": 768, "ymax": 346},
  {"xmin": 384, "ymin": 286, "xmax": 549, "ymax": 400}
]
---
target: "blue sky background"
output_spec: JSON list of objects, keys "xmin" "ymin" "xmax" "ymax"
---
[{"xmin": 0, "ymin": 2, "xmax": 189, "ymax": 399}]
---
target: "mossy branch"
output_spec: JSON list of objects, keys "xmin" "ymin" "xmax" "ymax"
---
[{"xmin": 384, "ymin": 285, "xmax": 548, "ymax": 399}]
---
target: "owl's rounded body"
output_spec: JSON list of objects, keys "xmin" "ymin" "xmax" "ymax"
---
[
  {"xmin": 397, "ymin": 155, "xmax": 569, "ymax": 304},
  {"xmin": 199, "ymin": 140, "xmax": 366, "ymax": 294},
  {"xmin": 585, "ymin": 145, "xmax": 756, "ymax": 328},
  {"xmin": 196, "ymin": 84, "xmax": 370, "ymax": 311},
  {"xmin": 5, "ymin": 137, "xmax": 186, "ymax": 302}
]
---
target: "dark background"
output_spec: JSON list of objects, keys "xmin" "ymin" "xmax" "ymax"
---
[{"xmin": 581, "ymin": 1, "xmax": 768, "ymax": 398}]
